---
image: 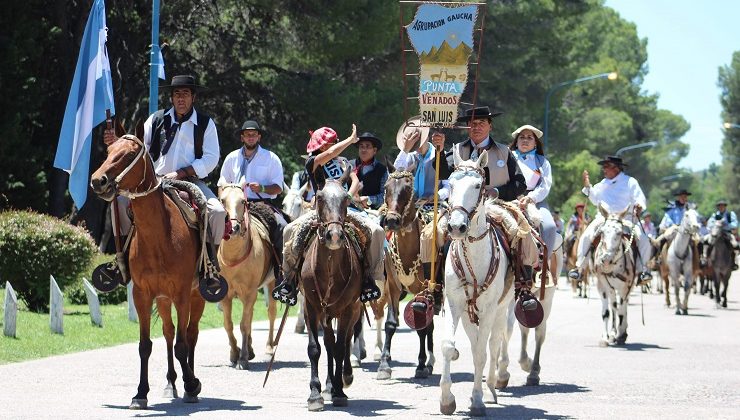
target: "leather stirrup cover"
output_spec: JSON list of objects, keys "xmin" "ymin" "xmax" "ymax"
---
[
  {"xmin": 403, "ymin": 294, "xmax": 434, "ymax": 331},
  {"xmin": 92, "ymin": 261, "xmax": 123, "ymax": 293},
  {"xmin": 514, "ymin": 295, "xmax": 544, "ymax": 328}
]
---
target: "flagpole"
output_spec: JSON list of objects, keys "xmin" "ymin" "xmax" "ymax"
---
[
  {"xmin": 429, "ymin": 136, "xmax": 441, "ymax": 295},
  {"xmin": 149, "ymin": 0, "xmax": 161, "ymax": 114}
]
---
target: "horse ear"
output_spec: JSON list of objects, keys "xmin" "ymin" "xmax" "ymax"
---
[
  {"xmin": 135, "ymin": 119, "xmax": 145, "ymax": 141},
  {"xmin": 338, "ymin": 167, "xmax": 352, "ymax": 187},
  {"xmin": 114, "ymin": 118, "xmax": 126, "ymax": 137},
  {"xmin": 477, "ymin": 149, "xmax": 489, "ymax": 168},
  {"xmin": 239, "ymin": 181, "xmax": 248, "ymax": 190},
  {"xmin": 453, "ymin": 147, "xmax": 462, "ymax": 168},
  {"xmin": 385, "ymin": 156, "xmax": 396, "ymax": 174},
  {"xmin": 616, "ymin": 207, "xmax": 628, "ymax": 220},
  {"xmin": 598, "ymin": 202, "xmax": 608, "ymax": 218}
]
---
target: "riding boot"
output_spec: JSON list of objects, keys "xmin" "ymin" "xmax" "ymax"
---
[
  {"xmin": 516, "ymin": 265, "xmax": 537, "ymax": 311},
  {"xmin": 270, "ymin": 227, "xmax": 285, "ymax": 284},
  {"xmin": 199, "ymin": 243, "xmax": 228, "ymax": 302},
  {"xmin": 271, "ymin": 260, "xmax": 298, "ymax": 306}
]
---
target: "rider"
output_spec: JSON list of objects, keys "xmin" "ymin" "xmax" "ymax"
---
[
  {"xmin": 394, "ymin": 116, "xmax": 452, "ymax": 313},
  {"xmin": 217, "ymin": 119, "xmax": 287, "ymax": 283},
  {"xmin": 553, "ymin": 209, "xmax": 564, "ymax": 235},
  {"xmin": 654, "ymin": 189, "xmax": 701, "ymax": 269},
  {"xmin": 565, "ymin": 203, "xmax": 589, "ymax": 257},
  {"xmin": 445, "ymin": 106, "xmax": 539, "ymax": 311},
  {"xmin": 702, "ymin": 199, "xmax": 739, "ymax": 270},
  {"xmin": 352, "ymin": 132, "xmax": 388, "ymax": 210},
  {"xmin": 273, "ymin": 125, "xmax": 386, "ymax": 305},
  {"xmin": 567, "ymin": 155, "xmax": 653, "ymax": 286},
  {"xmin": 104, "ymin": 74, "xmax": 225, "ymax": 295},
  {"xmin": 508, "ymin": 124, "xmax": 558, "ymax": 269}
]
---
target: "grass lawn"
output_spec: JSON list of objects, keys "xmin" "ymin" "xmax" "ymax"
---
[{"xmin": 0, "ymin": 285, "xmax": 296, "ymax": 365}]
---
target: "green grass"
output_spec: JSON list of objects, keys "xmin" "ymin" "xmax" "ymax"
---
[{"xmin": 0, "ymin": 286, "xmax": 295, "ymax": 365}]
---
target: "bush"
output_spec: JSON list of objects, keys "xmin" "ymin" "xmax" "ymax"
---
[
  {"xmin": 66, "ymin": 278, "xmax": 128, "ymax": 306},
  {"xmin": 0, "ymin": 210, "xmax": 97, "ymax": 312}
]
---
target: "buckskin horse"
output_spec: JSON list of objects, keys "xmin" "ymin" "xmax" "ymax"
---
[
  {"xmin": 374, "ymin": 162, "xmax": 436, "ymax": 381},
  {"xmin": 90, "ymin": 127, "xmax": 204, "ymax": 409},
  {"xmin": 217, "ymin": 184, "xmax": 277, "ymax": 369},
  {"xmin": 300, "ymin": 173, "xmax": 363, "ymax": 411},
  {"xmin": 439, "ymin": 151, "xmax": 511, "ymax": 417}
]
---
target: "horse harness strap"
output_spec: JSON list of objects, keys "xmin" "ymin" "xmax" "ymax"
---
[
  {"xmin": 220, "ymin": 205, "xmax": 254, "ymax": 268},
  {"xmin": 115, "ymin": 135, "xmax": 162, "ymax": 199}
]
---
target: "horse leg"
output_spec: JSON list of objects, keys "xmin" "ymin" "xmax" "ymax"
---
[
  {"xmin": 461, "ymin": 311, "xmax": 493, "ymax": 417},
  {"xmin": 721, "ymin": 276, "xmax": 729, "ymax": 308},
  {"xmin": 350, "ymin": 317, "xmax": 363, "ymax": 368},
  {"xmin": 440, "ymin": 295, "xmax": 461, "ymax": 415},
  {"xmin": 156, "ymin": 298, "xmax": 178, "ymax": 399},
  {"xmin": 335, "ymin": 307, "xmax": 360, "ymax": 406},
  {"xmin": 682, "ymin": 269, "xmax": 692, "ymax": 315},
  {"xmin": 266, "ymin": 278, "xmax": 277, "ymax": 355},
  {"xmin": 130, "ymin": 288, "xmax": 154, "ymax": 409},
  {"xmin": 615, "ymin": 291, "xmax": 629, "ymax": 345},
  {"xmin": 173, "ymin": 298, "xmax": 201, "ymax": 403},
  {"xmin": 222, "ymin": 297, "xmax": 239, "ymax": 367},
  {"xmin": 492, "ymin": 299, "xmax": 514, "ymax": 391},
  {"xmin": 186, "ymin": 291, "xmax": 205, "ymax": 373},
  {"xmin": 713, "ymin": 273, "xmax": 721, "ymax": 307},
  {"xmin": 425, "ymin": 320, "xmax": 436, "ymax": 375},
  {"xmin": 377, "ymin": 287, "xmax": 400, "ymax": 380},
  {"xmin": 373, "ymin": 308, "xmax": 384, "ymax": 361},
  {"xmin": 237, "ymin": 291, "xmax": 258, "ymax": 370},
  {"xmin": 527, "ymin": 321, "xmax": 546, "ymax": 385},
  {"xmin": 306, "ymin": 306, "xmax": 324, "ymax": 411},
  {"xmin": 414, "ymin": 326, "xmax": 429, "ymax": 378},
  {"xmin": 673, "ymin": 274, "xmax": 682, "ymax": 315},
  {"xmin": 295, "ymin": 292, "xmax": 306, "ymax": 334},
  {"xmin": 486, "ymin": 300, "xmax": 508, "ymax": 403},
  {"xmin": 322, "ymin": 318, "xmax": 336, "ymax": 401},
  {"xmin": 597, "ymin": 279, "xmax": 611, "ymax": 346}
]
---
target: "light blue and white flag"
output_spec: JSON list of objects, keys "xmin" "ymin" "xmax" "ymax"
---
[
  {"xmin": 157, "ymin": 48, "xmax": 166, "ymax": 80},
  {"xmin": 53, "ymin": 0, "xmax": 115, "ymax": 208}
]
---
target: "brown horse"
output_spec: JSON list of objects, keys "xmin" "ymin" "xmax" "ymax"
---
[
  {"xmin": 374, "ymin": 164, "xmax": 436, "ymax": 380},
  {"xmin": 90, "ymin": 131, "xmax": 204, "ymax": 409},
  {"xmin": 217, "ymin": 185, "xmax": 277, "ymax": 369},
  {"xmin": 301, "ymin": 174, "xmax": 363, "ymax": 411}
]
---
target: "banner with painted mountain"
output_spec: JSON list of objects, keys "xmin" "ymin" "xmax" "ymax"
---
[{"xmin": 406, "ymin": 4, "xmax": 477, "ymax": 127}]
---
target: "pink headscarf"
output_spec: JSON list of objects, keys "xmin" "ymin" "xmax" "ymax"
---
[{"xmin": 306, "ymin": 127, "xmax": 337, "ymax": 153}]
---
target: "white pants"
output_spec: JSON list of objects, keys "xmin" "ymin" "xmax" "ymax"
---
[{"xmin": 575, "ymin": 214, "xmax": 652, "ymax": 273}]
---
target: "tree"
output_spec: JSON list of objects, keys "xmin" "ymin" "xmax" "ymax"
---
[{"xmin": 718, "ymin": 51, "xmax": 740, "ymax": 206}]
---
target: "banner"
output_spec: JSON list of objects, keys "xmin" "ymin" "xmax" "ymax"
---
[{"xmin": 406, "ymin": 4, "xmax": 477, "ymax": 127}]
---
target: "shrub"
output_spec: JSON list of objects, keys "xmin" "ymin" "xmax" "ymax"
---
[{"xmin": 0, "ymin": 210, "xmax": 97, "ymax": 312}]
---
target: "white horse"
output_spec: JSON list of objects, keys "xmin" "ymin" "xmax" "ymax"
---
[
  {"xmin": 282, "ymin": 172, "xmax": 311, "ymax": 333},
  {"xmin": 439, "ymin": 151, "xmax": 511, "ymax": 417},
  {"xmin": 666, "ymin": 207, "xmax": 700, "ymax": 315},
  {"xmin": 591, "ymin": 204, "xmax": 636, "ymax": 346},
  {"xmin": 496, "ymin": 229, "xmax": 562, "ymax": 388}
]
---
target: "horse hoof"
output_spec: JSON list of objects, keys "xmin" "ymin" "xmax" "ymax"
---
[
  {"xmin": 722, "ymin": 301, "xmax": 727, "ymax": 308},
  {"xmin": 343, "ymin": 374, "xmax": 354, "ymax": 388},
  {"xmin": 182, "ymin": 393, "xmax": 199, "ymax": 403},
  {"xmin": 248, "ymin": 348, "xmax": 256, "ymax": 361},
  {"xmin": 163, "ymin": 384, "xmax": 178, "ymax": 399},
  {"xmin": 469, "ymin": 405, "xmax": 487, "ymax": 417},
  {"xmin": 376, "ymin": 368, "xmax": 392, "ymax": 380},
  {"xmin": 332, "ymin": 396, "xmax": 348, "ymax": 407},
  {"xmin": 129, "ymin": 398, "xmax": 148, "ymax": 410},
  {"xmin": 675, "ymin": 308, "xmax": 682, "ymax": 315},
  {"xmin": 681, "ymin": 308, "xmax": 688, "ymax": 315},
  {"xmin": 295, "ymin": 324, "xmax": 305, "ymax": 334},
  {"xmin": 425, "ymin": 365, "xmax": 434, "ymax": 376},
  {"xmin": 307, "ymin": 397, "xmax": 325, "ymax": 411},
  {"xmin": 414, "ymin": 368, "xmax": 429, "ymax": 379},
  {"xmin": 350, "ymin": 355, "xmax": 360, "ymax": 368},
  {"xmin": 494, "ymin": 378, "xmax": 509, "ymax": 389},
  {"xmin": 265, "ymin": 346, "xmax": 275, "ymax": 356},
  {"xmin": 526, "ymin": 376, "xmax": 540, "ymax": 386},
  {"xmin": 321, "ymin": 389, "xmax": 332, "ymax": 400},
  {"xmin": 373, "ymin": 351, "xmax": 382, "ymax": 361},
  {"xmin": 598, "ymin": 340, "xmax": 609, "ymax": 347},
  {"xmin": 360, "ymin": 349, "xmax": 367, "ymax": 360},
  {"xmin": 440, "ymin": 399, "xmax": 456, "ymax": 415},
  {"xmin": 237, "ymin": 360, "xmax": 249, "ymax": 370}
]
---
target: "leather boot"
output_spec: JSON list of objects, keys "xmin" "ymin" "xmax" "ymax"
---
[{"xmin": 517, "ymin": 265, "xmax": 537, "ymax": 311}]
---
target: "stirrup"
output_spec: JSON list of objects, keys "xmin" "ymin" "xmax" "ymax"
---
[
  {"xmin": 199, "ymin": 270, "xmax": 228, "ymax": 303},
  {"xmin": 272, "ymin": 281, "xmax": 298, "ymax": 306},
  {"xmin": 636, "ymin": 271, "xmax": 652, "ymax": 285}
]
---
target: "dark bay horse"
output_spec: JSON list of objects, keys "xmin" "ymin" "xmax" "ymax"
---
[
  {"xmin": 91, "ymin": 131, "xmax": 204, "ymax": 409},
  {"xmin": 709, "ymin": 219, "xmax": 733, "ymax": 308},
  {"xmin": 375, "ymin": 163, "xmax": 436, "ymax": 380},
  {"xmin": 300, "ymin": 174, "xmax": 363, "ymax": 411}
]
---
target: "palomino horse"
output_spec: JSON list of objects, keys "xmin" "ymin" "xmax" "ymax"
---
[
  {"xmin": 590, "ymin": 204, "xmax": 636, "ymax": 346},
  {"xmin": 217, "ymin": 185, "xmax": 277, "ymax": 368},
  {"xmin": 709, "ymin": 218, "xmax": 734, "ymax": 308},
  {"xmin": 301, "ymin": 174, "xmax": 363, "ymax": 411},
  {"xmin": 566, "ymin": 222, "xmax": 589, "ymax": 298},
  {"xmin": 90, "ymin": 132, "xmax": 204, "ymax": 409},
  {"xmin": 374, "ymin": 162, "xmax": 436, "ymax": 380},
  {"xmin": 496, "ymin": 230, "xmax": 563, "ymax": 388},
  {"xmin": 439, "ymin": 151, "xmax": 511, "ymax": 417},
  {"xmin": 664, "ymin": 208, "xmax": 700, "ymax": 315}
]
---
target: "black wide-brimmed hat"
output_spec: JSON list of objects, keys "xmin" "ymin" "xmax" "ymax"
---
[
  {"xmin": 456, "ymin": 106, "xmax": 504, "ymax": 124},
  {"xmin": 159, "ymin": 74, "xmax": 205, "ymax": 91},
  {"xmin": 356, "ymin": 132, "xmax": 382, "ymax": 150},
  {"xmin": 235, "ymin": 120, "xmax": 263, "ymax": 137},
  {"xmin": 597, "ymin": 155, "xmax": 628, "ymax": 167},
  {"xmin": 716, "ymin": 199, "xmax": 728, "ymax": 206},
  {"xmin": 673, "ymin": 188, "xmax": 692, "ymax": 196}
]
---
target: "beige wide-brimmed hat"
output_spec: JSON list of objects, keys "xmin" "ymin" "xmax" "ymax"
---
[
  {"xmin": 396, "ymin": 116, "xmax": 431, "ymax": 152},
  {"xmin": 511, "ymin": 124, "xmax": 543, "ymax": 139}
]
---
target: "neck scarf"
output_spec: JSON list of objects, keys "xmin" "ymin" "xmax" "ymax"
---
[
  {"xmin": 161, "ymin": 108, "xmax": 194, "ymax": 156},
  {"xmin": 514, "ymin": 149, "xmax": 537, "ymax": 160}
]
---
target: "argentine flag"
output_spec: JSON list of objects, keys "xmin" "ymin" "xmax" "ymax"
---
[{"xmin": 54, "ymin": 0, "xmax": 115, "ymax": 209}]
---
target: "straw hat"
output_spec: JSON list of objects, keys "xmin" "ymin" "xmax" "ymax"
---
[{"xmin": 396, "ymin": 116, "xmax": 430, "ymax": 152}]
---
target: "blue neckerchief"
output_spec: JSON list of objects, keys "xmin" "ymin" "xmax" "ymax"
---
[
  {"xmin": 414, "ymin": 146, "xmax": 433, "ymax": 197},
  {"xmin": 514, "ymin": 149, "xmax": 537, "ymax": 160}
]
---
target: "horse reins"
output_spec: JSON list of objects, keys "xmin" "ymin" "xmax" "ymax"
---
[{"xmin": 114, "ymin": 135, "xmax": 161, "ymax": 199}]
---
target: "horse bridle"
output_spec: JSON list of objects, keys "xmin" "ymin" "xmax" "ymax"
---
[
  {"xmin": 114, "ymin": 135, "xmax": 161, "ymax": 199},
  {"xmin": 314, "ymin": 180, "xmax": 349, "ymax": 246},
  {"xmin": 221, "ymin": 184, "xmax": 250, "ymax": 238},
  {"xmin": 448, "ymin": 165, "xmax": 486, "ymax": 226},
  {"xmin": 384, "ymin": 171, "xmax": 417, "ymax": 228}
]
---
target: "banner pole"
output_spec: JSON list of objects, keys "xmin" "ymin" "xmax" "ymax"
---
[{"xmin": 149, "ymin": 0, "xmax": 161, "ymax": 114}]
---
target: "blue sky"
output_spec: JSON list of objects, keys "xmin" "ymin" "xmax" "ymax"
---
[{"xmin": 605, "ymin": 0, "xmax": 739, "ymax": 171}]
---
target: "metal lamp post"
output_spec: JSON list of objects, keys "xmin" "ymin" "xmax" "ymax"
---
[{"xmin": 543, "ymin": 71, "xmax": 618, "ymax": 151}]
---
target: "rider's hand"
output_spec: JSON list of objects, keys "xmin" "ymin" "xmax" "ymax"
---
[
  {"xmin": 582, "ymin": 170, "xmax": 591, "ymax": 188},
  {"xmin": 518, "ymin": 195, "xmax": 532, "ymax": 209},
  {"xmin": 431, "ymin": 132, "xmax": 445, "ymax": 149},
  {"xmin": 403, "ymin": 131, "xmax": 421, "ymax": 150},
  {"xmin": 635, "ymin": 204, "xmax": 643, "ymax": 216},
  {"xmin": 103, "ymin": 128, "xmax": 117, "ymax": 146},
  {"xmin": 163, "ymin": 171, "xmax": 179, "ymax": 180},
  {"xmin": 359, "ymin": 196, "xmax": 370, "ymax": 208},
  {"xmin": 248, "ymin": 182, "xmax": 261, "ymax": 193},
  {"xmin": 348, "ymin": 124, "xmax": 359, "ymax": 144}
]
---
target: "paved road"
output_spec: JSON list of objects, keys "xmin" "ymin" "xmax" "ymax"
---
[{"xmin": 1, "ymin": 272, "xmax": 739, "ymax": 419}]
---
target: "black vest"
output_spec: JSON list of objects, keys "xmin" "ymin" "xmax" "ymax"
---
[
  {"xmin": 149, "ymin": 108, "xmax": 210, "ymax": 162},
  {"xmin": 355, "ymin": 159, "xmax": 387, "ymax": 197}
]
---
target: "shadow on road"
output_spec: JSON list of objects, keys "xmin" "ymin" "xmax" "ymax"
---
[
  {"xmin": 102, "ymin": 397, "xmax": 259, "ymax": 416},
  {"xmin": 328, "ymin": 398, "xmax": 410, "ymax": 417},
  {"xmin": 614, "ymin": 342, "xmax": 670, "ymax": 351},
  {"xmin": 505, "ymin": 382, "xmax": 589, "ymax": 397},
  {"xmin": 389, "ymin": 371, "xmax": 472, "ymax": 387},
  {"xmin": 200, "ymin": 360, "xmax": 308, "ymax": 371},
  {"xmin": 488, "ymin": 404, "xmax": 574, "ymax": 420}
]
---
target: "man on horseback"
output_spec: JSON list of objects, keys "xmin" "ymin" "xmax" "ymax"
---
[
  {"xmin": 217, "ymin": 119, "xmax": 287, "ymax": 283},
  {"xmin": 565, "ymin": 203, "xmax": 589, "ymax": 258},
  {"xmin": 351, "ymin": 132, "xmax": 388, "ymax": 210},
  {"xmin": 654, "ymin": 189, "xmax": 702, "ymax": 270},
  {"xmin": 104, "ymin": 74, "xmax": 226, "ymax": 296},
  {"xmin": 273, "ymin": 125, "xmax": 386, "ymax": 305},
  {"xmin": 567, "ymin": 155, "xmax": 653, "ymax": 286},
  {"xmin": 702, "ymin": 199, "xmax": 739, "ymax": 270}
]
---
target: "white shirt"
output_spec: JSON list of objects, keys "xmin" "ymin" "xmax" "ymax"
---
[
  {"xmin": 143, "ymin": 107, "xmax": 220, "ymax": 179},
  {"xmin": 582, "ymin": 171, "xmax": 646, "ymax": 214},
  {"xmin": 514, "ymin": 153, "xmax": 552, "ymax": 204},
  {"xmin": 218, "ymin": 145, "xmax": 284, "ymax": 199}
]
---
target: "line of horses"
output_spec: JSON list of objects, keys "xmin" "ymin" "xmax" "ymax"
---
[{"xmin": 90, "ymin": 129, "xmax": 733, "ymax": 416}]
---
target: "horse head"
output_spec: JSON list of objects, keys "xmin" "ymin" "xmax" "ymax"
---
[
  {"xmin": 680, "ymin": 208, "xmax": 701, "ymax": 236},
  {"xmin": 315, "ymin": 169, "xmax": 351, "ymax": 250},
  {"xmin": 447, "ymin": 150, "xmax": 488, "ymax": 239},
  {"xmin": 382, "ymin": 160, "xmax": 416, "ymax": 231},
  {"xmin": 90, "ymin": 126, "xmax": 157, "ymax": 201},
  {"xmin": 219, "ymin": 184, "xmax": 248, "ymax": 237},
  {"xmin": 594, "ymin": 206, "xmax": 628, "ymax": 271}
]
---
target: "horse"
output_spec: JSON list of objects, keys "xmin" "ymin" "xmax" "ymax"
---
[
  {"xmin": 374, "ymin": 162, "xmax": 436, "ymax": 380},
  {"xmin": 708, "ymin": 218, "xmax": 734, "ymax": 308},
  {"xmin": 300, "ymin": 173, "xmax": 363, "ymax": 411},
  {"xmin": 590, "ymin": 204, "xmax": 636, "ymax": 346},
  {"xmin": 439, "ymin": 151, "xmax": 511, "ymax": 417},
  {"xmin": 283, "ymin": 172, "xmax": 311, "ymax": 334},
  {"xmin": 566, "ymin": 222, "xmax": 590, "ymax": 298},
  {"xmin": 217, "ymin": 184, "xmax": 278, "ymax": 369},
  {"xmin": 664, "ymin": 208, "xmax": 700, "ymax": 315},
  {"xmin": 90, "ymin": 130, "xmax": 204, "ymax": 409},
  {"xmin": 496, "ymin": 227, "xmax": 563, "ymax": 388}
]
